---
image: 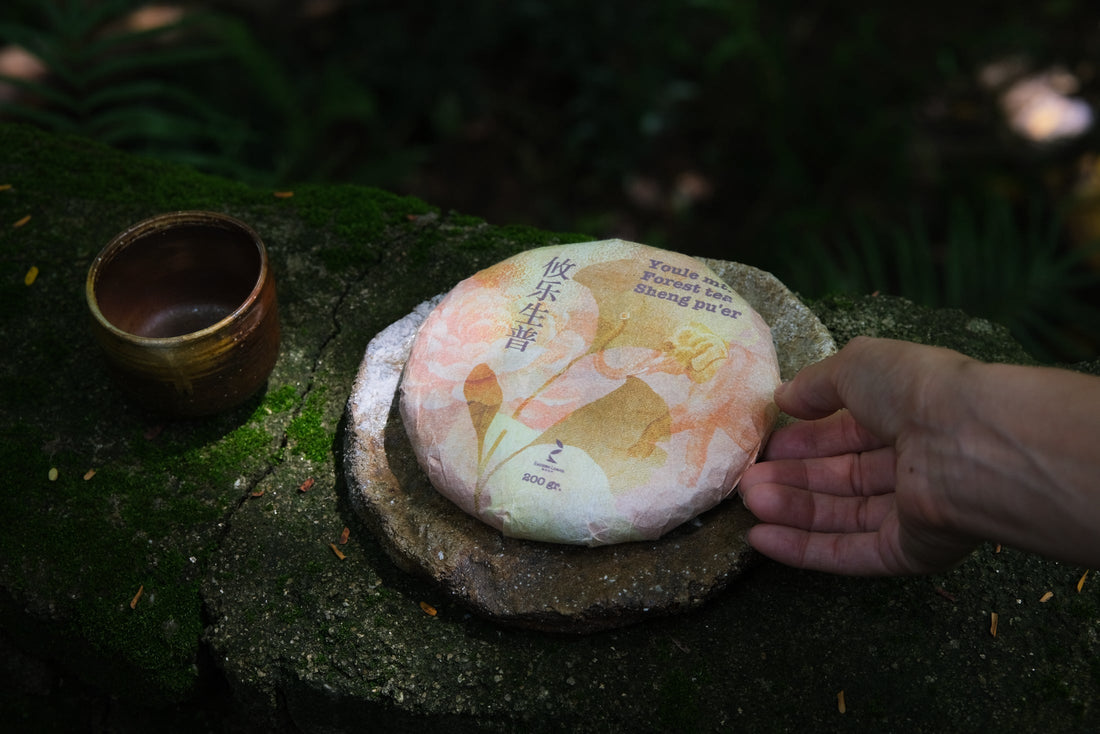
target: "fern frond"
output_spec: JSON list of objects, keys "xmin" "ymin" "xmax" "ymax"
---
[
  {"xmin": 83, "ymin": 12, "xmax": 204, "ymax": 58},
  {"xmin": 152, "ymin": 149, "xmax": 266, "ymax": 181},
  {"xmin": 78, "ymin": 45, "xmax": 229, "ymax": 86},
  {"xmin": 86, "ymin": 105, "xmax": 232, "ymax": 144},
  {"xmin": 898, "ymin": 208, "xmax": 940, "ymax": 305},
  {"xmin": 0, "ymin": 72, "xmax": 83, "ymax": 113},
  {"xmin": 0, "ymin": 99, "xmax": 79, "ymax": 131},
  {"xmin": 82, "ymin": 79, "xmax": 231, "ymax": 119},
  {"xmin": 852, "ymin": 217, "xmax": 889, "ymax": 293},
  {"xmin": 201, "ymin": 16, "xmax": 296, "ymax": 115},
  {"xmin": 39, "ymin": 0, "xmax": 142, "ymax": 40}
]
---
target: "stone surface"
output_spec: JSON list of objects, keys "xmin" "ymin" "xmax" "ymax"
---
[
  {"xmin": 701, "ymin": 257, "xmax": 837, "ymax": 385},
  {"xmin": 2, "ymin": 124, "xmax": 1099, "ymax": 733},
  {"xmin": 343, "ymin": 261, "xmax": 834, "ymax": 632}
]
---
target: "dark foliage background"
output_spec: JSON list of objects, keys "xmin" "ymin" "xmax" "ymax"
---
[{"xmin": 3, "ymin": 0, "xmax": 1099, "ymax": 360}]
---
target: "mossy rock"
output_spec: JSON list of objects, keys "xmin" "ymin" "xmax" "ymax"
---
[{"xmin": 1, "ymin": 123, "xmax": 1098, "ymax": 732}]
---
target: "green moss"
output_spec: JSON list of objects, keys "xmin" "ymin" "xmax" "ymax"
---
[
  {"xmin": 278, "ymin": 605, "xmax": 304, "ymax": 626},
  {"xmin": 0, "ymin": 424, "xmax": 207, "ymax": 701},
  {"xmin": 77, "ymin": 572, "xmax": 203, "ymax": 681},
  {"xmin": 455, "ymin": 222, "xmax": 591, "ymax": 252},
  {"xmin": 0, "ymin": 123, "xmax": 259, "ymax": 214},
  {"xmin": 184, "ymin": 424, "xmax": 275, "ymax": 485},
  {"xmin": 428, "ymin": 221, "xmax": 591, "ymax": 265},
  {"xmin": 446, "ymin": 213, "xmax": 486, "ymax": 227},
  {"xmin": 261, "ymin": 383, "xmax": 300, "ymax": 414},
  {"xmin": 286, "ymin": 388, "xmax": 332, "ymax": 463},
  {"xmin": 286, "ymin": 182, "xmax": 436, "ymax": 271},
  {"xmin": 0, "ymin": 333, "xmax": 284, "ymax": 702}
]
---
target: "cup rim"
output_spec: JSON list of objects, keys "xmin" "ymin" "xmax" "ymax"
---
[{"xmin": 86, "ymin": 210, "xmax": 269, "ymax": 345}]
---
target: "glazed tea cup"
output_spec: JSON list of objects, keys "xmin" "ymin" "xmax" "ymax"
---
[{"xmin": 86, "ymin": 211, "xmax": 280, "ymax": 416}]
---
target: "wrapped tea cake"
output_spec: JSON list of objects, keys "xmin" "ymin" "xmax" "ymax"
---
[{"xmin": 399, "ymin": 240, "xmax": 780, "ymax": 546}]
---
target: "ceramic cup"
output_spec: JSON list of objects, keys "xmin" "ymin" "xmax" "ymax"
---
[{"xmin": 86, "ymin": 211, "xmax": 280, "ymax": 416}]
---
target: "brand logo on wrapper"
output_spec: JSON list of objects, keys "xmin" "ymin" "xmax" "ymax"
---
[
  {"xmin": 546, "ymin": 439, "xmax": 565, "ymax": 464},
  {"xmin": 533, "ymin": 440, "xmax": 567, "ymax": 479}
]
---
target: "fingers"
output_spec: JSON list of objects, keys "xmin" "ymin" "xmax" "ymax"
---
[
  {"xmin": 762, "ymin": 410, "xmax": 887, "ymax": 461},
  {"xmin": 771, "ymin": 337, "xmax": 881, "ymax": 421},
  {"xmin": 741, "ymin": 482, "xmax": 980, "ymax": 575},
  {"xmin": 775, "ymin": 336, "xmax": 974, "ymax": 442},
  {"xmin": 742, "ymin": 445, "xmax": 897, "ymax": 498},
  {"xmin": 746, "ymin": 522, "xmax": 974, "ymax": 576},
  {"xmin": 739, "ymin": 448, "xmax": 903, "ymax": 576},
  {"xmin": 740, "ymin": 478, "xmax": 895, "ymax": 533},
  {"xmin": 742, "ymin": 337, "xmax": 982, "ymax": 577},
  {"xmin": 746, "ymin": 524, "xmax": 900, "ymax": 576}
]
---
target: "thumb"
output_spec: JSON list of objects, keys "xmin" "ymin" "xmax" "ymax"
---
[
  {"xmin": 773, "ymin": 349, "xmax": 852, "ymax": 421},
  {"xmin": 776, "ymin": 336, "xmax": 970, "ymax": 443}
]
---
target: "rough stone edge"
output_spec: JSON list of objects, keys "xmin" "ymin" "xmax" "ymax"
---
[{"xmin": 341, "ymin": 259, "xmax": 836, "ymax": 633}]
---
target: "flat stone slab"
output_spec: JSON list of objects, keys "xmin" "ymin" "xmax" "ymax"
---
[{"xmin": 344, "ymin": 261, "xmax": 835, "ymax": 632}]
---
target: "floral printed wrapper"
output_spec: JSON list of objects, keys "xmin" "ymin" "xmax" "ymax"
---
[{"xmin": 399, "ymin": 240, "xmax": 781, "ymax": 546}]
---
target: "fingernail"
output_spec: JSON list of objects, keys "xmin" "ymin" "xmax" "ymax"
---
[{"xmin": 774, "ymin": 381, "xmax": 790, "ymax": 400}]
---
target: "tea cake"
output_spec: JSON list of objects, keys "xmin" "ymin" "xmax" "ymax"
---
[{"xmin": 399, "ymin": 240, "xmax": 780, "ymax": 546}]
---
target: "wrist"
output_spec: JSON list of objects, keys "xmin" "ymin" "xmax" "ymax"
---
[{"xmin": 935, "ymin": 360, "xmax": 1100, "ymax": 565}]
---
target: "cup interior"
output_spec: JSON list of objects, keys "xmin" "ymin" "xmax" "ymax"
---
[{"xmin": 94, "ymin": 222, "xmax": 262, "ymax": 338}]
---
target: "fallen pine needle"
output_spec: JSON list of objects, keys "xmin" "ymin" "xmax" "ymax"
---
[
  {"xmin": 24, "ymin": 266, "xmax": 38, "ymax": 285},
  {"xmin": 250, "ymin": 489, "xmax": 265, "ymax": 498},
  {"xmin": 130, "ymin": 585, "xmax": 144, "ymax": 609},
  {"xmin": 83, "ymin": 468, "xmax": 96, "ymax": 481},
  {"xmin": 14, "ymin": 214, "xmax": 30, "ymax": 228},
  {"xmin": 273, "ymin": 190, "xmax": 294, "ymax": 198},
  {"xmin": 419, "ymin": 601, "xmax": 437, "ymax": 616},
  {"xmin": 0, "ymin": 184, "xmax": 12, "ymax": 191},
  {"xmin": 1078, "ymin": 570, "xmax": 1089, "ymax": 593},
  {"xmin": 934, "ymin": 586, "xmax": 957, "ymax": 602},
  {"xmin": 298, "ymin": 477, "xmax": 315, "ymax": 493},
  {"xmin": 1040, "ymin": 591, "xmax": 1054, "ymax": 603},
  {"xmin": 837, "ymin": 690, "xmax": 846, "ymax": 714},
  {"xmin": 339, "ymin": 526, "xmax": 350, "ymax": 544},
  {"xmin": 329, "ymin": 543, "xmax": 346, "ymax": 560},
  {"xmin": 990, "ymin": 611, "xmax": 999, "ymax": 637},
  {"xmin": 995, "ymin": 543, "xmax": 1002, "ymax": 553}
]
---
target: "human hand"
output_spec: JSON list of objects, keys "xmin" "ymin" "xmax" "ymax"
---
[{"xmin": 738, "ymin": 337, "xmax": 982, "ymax": 575}]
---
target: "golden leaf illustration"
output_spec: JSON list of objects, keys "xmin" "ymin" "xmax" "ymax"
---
[
  {"xmin": 627, "ymin": 413, "xmax": 670, "ymax": 459},
  {"xmin": 534, "ymin": 376, "xmax": 670, "ymax": 492},
  {"xmin": 572, "ymin": 258, "xmax": 665, "ymax": 351},
  {"xmin": 514, "ymin": 257, "xmax": 725, "ymax": 421},
  {"xmin": 464, "ymin": 362, "xmax": 502, "ymax": 463}
]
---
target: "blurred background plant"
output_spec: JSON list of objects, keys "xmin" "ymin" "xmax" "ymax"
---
[{"xmin": 2, "ymin": 0, "xmax": 1098, "ymax": 361}]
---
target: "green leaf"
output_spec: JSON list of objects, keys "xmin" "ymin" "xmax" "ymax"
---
[
  {"xmin": 0, "ymin": 99, "xmax": 78, "ymax": 132},
  {"xmin": 0, "ymin": 72, "xmax": 82, "ymax": 112},
  {"xmin": 79, "ymin": 46, "xmax": 228, "ymax": 85},
  {"xmin": 83, "ymin": 12, "xmax": 205, "ymax": 58},
  {"xmin": 86, "ymin": 105, "xmax": 223, "ymax": 145}
]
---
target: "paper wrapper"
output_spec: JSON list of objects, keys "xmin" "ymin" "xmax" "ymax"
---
[{"xmin": 399, "ymin": 240, "xmax": 781, "ymax": 546}]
